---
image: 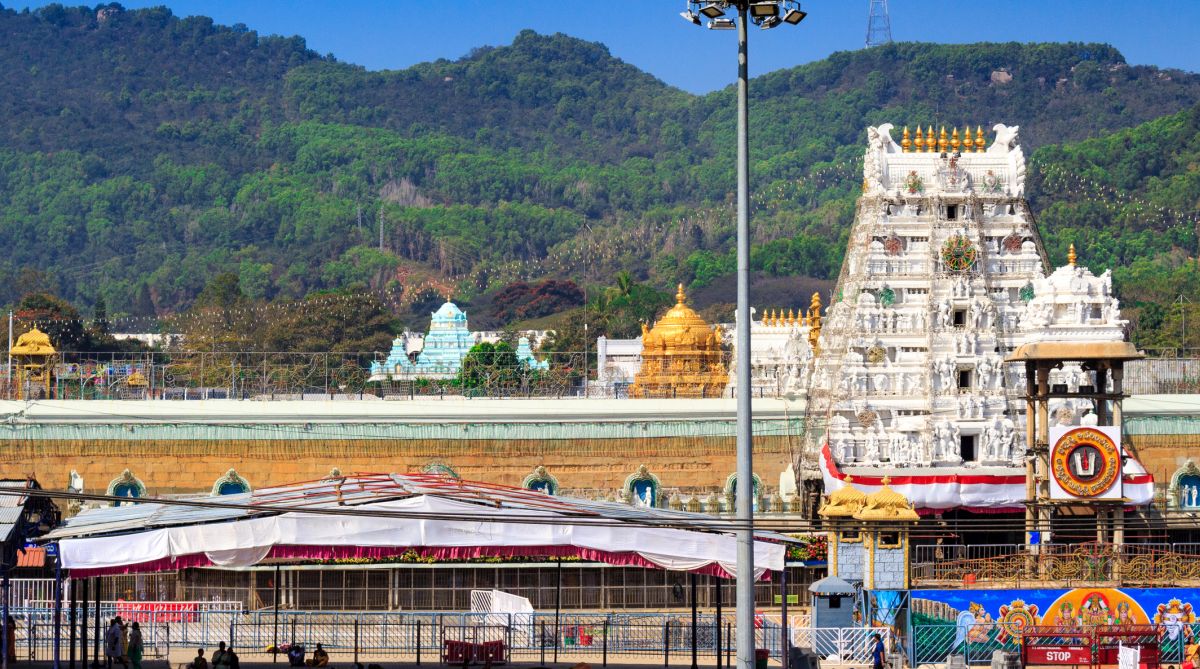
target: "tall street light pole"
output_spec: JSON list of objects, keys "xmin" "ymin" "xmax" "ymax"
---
[{"xmin": 679, "ymin": 3, "xmax": 807, "ymax": 669}]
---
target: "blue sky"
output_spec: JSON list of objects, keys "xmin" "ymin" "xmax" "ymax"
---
[{"xmin": 11, "ymin": 1, "xmax": 1200, "ymax": 94}]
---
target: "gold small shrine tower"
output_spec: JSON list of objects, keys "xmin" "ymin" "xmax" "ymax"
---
[
  {"xmin": 10, "ymin": 327, "xmax": 56, "ymax": 400},
  {"xmin": 630, "ymin": 284, "xmax": 728, "ymax": 398}
]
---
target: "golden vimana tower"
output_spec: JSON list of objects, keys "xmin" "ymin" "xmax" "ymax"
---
[{"xmin": 630, "ymin": 284, "xmax": 728, "ymax": 398}]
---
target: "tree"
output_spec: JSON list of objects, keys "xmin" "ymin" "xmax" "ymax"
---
[
  {"xmin": 14, "ymin": 292, "xmax": 87, "ymax": 350},
  {"xmin": 263, "ymin": 290, "xmax": 397, "ymax": 353},
  {"xmin": 457, "ymin": 341, "xmax": 520, "ymax": 390}
]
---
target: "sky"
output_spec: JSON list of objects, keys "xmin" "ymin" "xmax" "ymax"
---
[{"xmin": 10, "ymin": 0, "xmax": 1200, "ymax": 94}]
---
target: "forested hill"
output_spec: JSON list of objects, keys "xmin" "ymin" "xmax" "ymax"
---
[{"xmin": 1, "ymin": 3, "xmax": 1198, "ymax": 332}]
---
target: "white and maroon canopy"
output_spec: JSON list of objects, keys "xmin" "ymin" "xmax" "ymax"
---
[{"xmin": 48, "ymin": 473, "xmax": 787, "ymax": 578}]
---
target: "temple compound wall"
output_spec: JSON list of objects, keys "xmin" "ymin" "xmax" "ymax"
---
[{"xmin": 0, "ymin": 398, "xmax": 804, "ymax": 508}]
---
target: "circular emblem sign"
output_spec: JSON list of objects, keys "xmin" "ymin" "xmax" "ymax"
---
[
  {"xmin": 1052, "ymin": 428, "xmax": 1121, "ymax": 498},
  {"xmin": 941, "ymin": 235, "xmax": 978, "ymax": 272}
]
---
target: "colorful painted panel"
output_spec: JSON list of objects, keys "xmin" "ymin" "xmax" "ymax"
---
[{"xmin": 912, "ymin": 588, "xmax": 1200, "ymax": 665}]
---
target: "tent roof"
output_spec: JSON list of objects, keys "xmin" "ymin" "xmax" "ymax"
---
[{"xmin": 47, "ymin": 473, "xmax": 791, "ymax": 579}]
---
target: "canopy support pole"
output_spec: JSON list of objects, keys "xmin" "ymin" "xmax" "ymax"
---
[
  {"xmin": 79, "ymin": 578, "xmax": 87, "ymax": 669},
  {"xmin": 69, "ymin": 576, "xmax": 77, "ymax": 669},
  {"xmin": 691, "ymin": 572, "xmax": 698, "ymax": 669},
  {"xmin": 272, "ymin": 565, "xmax": 280, "ymax": 664},
  {"xmin": 54, "ymin": 553, "xmax": 62, "ymax": 669},
  {"xmin": 2, "ymin": 571, "xmax": 10, "ymax": 669},
  {"xmin": 553, "ymin": 559, "xmax": 561, "ymax": 664},
  {"xmin": 91, "ymin": 578, "xmax": 100, "ymax": 669},
  {"xmin": 780, "ymin": 568, "xmax": 789, "ymax": 669},
  {"xmin": 715, "ymin": 577, "xmax": 723, "ymax": 669}
]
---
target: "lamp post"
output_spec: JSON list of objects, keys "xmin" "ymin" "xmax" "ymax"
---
[{"xmin": 679, "ymin": 3, "xmax": 807, "ymax": 669}]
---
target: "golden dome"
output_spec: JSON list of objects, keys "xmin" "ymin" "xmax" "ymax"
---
[
  {"xmin": 10, "ymin": 328, "xmax": 55, "ymax": 356},
  {"xmin": 630, "ymin": 284, "xmax": 727, "ymax": 398},
  {"xmin": 818, "ymin": 475, "xmax": 867, "ymax": 518},
  {"xmin": 642, "ymin": 285, "xmax": 718, "ymax": 347},
  {"xmin": 855, "ymin": 476, "xmax": 919, "ymax": 521}
]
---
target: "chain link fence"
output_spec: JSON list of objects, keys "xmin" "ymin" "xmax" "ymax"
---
[{"xmin": 8, "ymin": 607, "xmax": 811, "ymax": 666}]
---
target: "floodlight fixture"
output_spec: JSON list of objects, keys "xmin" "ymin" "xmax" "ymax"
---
[
  {"xmin": 749, "ymin": 2, "xmax": 779, "ymax": 18},
  {"xmin": 699, "ymin": 3, "xmax": 726, "ymax": 19},
  {"xmin": 760, "ymin": 15, "xmax": 781, "ymax": 29},
  {"xmin": 782, "ymin": 8, "xmax": 807, "ymax": 24},
  {"xmin": 680, "ymin": 9, "xmax": 702, "ymax": 25},
  {"xmin": 708, "ymin": 17, "xmax": 736, "ymax": 29}
]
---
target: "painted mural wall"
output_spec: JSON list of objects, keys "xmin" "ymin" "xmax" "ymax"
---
[{"xmin": 911, "ymin": 588, "xmax": 1199, "ymax": 664}]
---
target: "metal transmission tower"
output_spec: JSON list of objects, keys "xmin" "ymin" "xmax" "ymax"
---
[{"xmin": 866, "ymin": 0, "xmax": 893, "ymax": 48}]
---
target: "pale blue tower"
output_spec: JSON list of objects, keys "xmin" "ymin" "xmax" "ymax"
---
[
  {"xmin": 371, "ymin": 301, "xmax": 476, "ymax": 379},
  {"xmin": 516, "ymin": 336, "xmax": 549, "ymax": 370}
]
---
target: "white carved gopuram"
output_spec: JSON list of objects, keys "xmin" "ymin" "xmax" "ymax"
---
[{"xmin": 808, "ymin": 123, "xmax": 1129, "ymax": 510}]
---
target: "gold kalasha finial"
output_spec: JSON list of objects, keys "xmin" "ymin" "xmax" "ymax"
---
[
  {"xmin": 927, "ymin": 126, "xmax": 936, "ymax": 152},
  {"xmin": 913, "ymin": 126, "xmax": 924, "ymax": 152},
  {"xmin": 675, "ymin": 283, "xmax": 687, "ymax": 304},
  {"xmin": 950, "ymin": 127, "xmax": 960, "ymax": 152},
  {"xmin": 787, "ymin": 308, "xmax": 796, "ymax": 325},
  {"xmin": 938, "ymin": 126, "xmax": 948, "ymax": 153},
  {"xmin": 1068, "ymin": 244, "xmax": 1077, "ymax": 266},
  {"xmin": 975, "ymin": 125, "xmax": 985, "ymax": 152},
  {"xmin": 901, "ymin": 126, "xmax": 911, "ymax": 152}
]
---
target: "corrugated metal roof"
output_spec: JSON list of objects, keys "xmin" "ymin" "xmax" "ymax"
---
[
  {"xmin": 44, "ymin": 473, "xmax": 795, "ymax": 544},
  {"xmin": 0, "ymin": 480, "xmax": 31, "ymax": 544}
]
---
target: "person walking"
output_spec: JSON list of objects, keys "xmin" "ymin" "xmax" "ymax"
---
[
  {"xmin": 871, "ymin": 633, "xmax": 886, "ymax": 669},
  {"xmin": 212, "ymin": 641, "xmax": 234, "ymax": 669},
  {"xmin": 190, "ymin": 649, "xmax": 208, "ymax": 669},
  {"xmin": 105, "ymin": 619, "xmax": 126, "ymax": 669},
  {"xmin": 128, "ymin": 622, "xmax": 143, "ymax": 669}
]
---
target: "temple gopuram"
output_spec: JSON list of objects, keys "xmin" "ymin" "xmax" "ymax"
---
[
  {"xmin": 370, "ymin": 300, "xmax": 476, "ymax": 380},
  {"xmin": 629, "ymin": 284, "xmax": 728, "ymax": 398}
]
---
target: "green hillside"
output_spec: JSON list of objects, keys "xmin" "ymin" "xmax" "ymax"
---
[{"xmin": 0, "ymin": 4, "xmax": 1198, "ymax": 343}]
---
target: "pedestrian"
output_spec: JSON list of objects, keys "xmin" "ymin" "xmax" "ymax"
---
[
  {"xmin": 304, "ymin": 643, "xmax": 329, "ymax": 667},
  {"xmin": 212, "ymin": 641, "xmax": 234, "ymax": 669},
  {"xmin": 191, "ymin": 648, "xmax": 208, "ymax": 669},
  {"xmin": 128, "ymin": 622, "xmax": 143, "ymax": 669},
  {"xmin": 120, "ymin": 620, "xmax": 130, "ymax": 664},
  {"xmin": 105, "ymin": 618, "xmax": 126, "ymax": 669},
  {"xmin": 871, "ymin": 633, "xmax": 886, "ymax": 669}
]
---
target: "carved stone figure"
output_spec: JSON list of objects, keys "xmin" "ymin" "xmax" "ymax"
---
[
  {"xmin": 863, "ymin": 430, "xmax": 881, "ymax": 464},
  {"xmin": 890, "ymin": 433, "xmax": 910, "ymax": 465},
  {"xmin": 989, "ymin": 124, "xmax": 1020, "ymax": 153},
  {"xmin": 936, "ymin": 299, "xmax": 951, "ymax": 329},
  {"xmin": 969, "ymin": 298, "xmax": 987, "ymax": 328}
]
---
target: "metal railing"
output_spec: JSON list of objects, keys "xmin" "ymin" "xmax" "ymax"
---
[
  {"xmin": 790, "ymin": 626, "xmax": 892, "ymax": 665},
  {"xmin": 911, "ymin": 542, "xmax": 1200, "ymax": 586},
  {"xmin": 912, "ymin": 622, "xmax": 1200, "ymax": 666},
  {"xmin": 8, "ymin": 607, "xmax": 816, "ymax": 665},
  {"xmin": 9, "ymin": 348, "xmax": 1199, "ymax": 401}
]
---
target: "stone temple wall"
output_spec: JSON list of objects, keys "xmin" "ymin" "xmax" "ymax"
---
[
  {"xmin": 837, "ymin": 541, "xmax": 865, "ymax": 582},
  {"xmin": 873, "ymin": 546, "xmax": 906, "ymax": 590},
  {"xmin": 0, "ymin": 434, "xmax": 795, "ymax": 498}
]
